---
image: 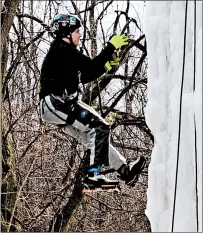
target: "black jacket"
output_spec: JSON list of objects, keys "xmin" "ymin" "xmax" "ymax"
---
[{"xmin": 39, "ymin": 38, "xmax": 115, "ymax": 99}]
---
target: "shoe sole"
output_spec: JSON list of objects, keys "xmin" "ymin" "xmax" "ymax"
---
[
  {"xmin": 83, "ymin": 186, "xmax": 121, "ymax": 193},
  {"xmin": 83, "ymin": 183, "xmax": 119, "ymax": 189}
]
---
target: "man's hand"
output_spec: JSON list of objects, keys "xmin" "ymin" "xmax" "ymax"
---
[
  {"xmin": 109, "ymin": 34, "xmax": 129, "ymax": 49},
  {"xmin": 110, "ymin": 52, "xmax": 120, "ymax": 65},
  {"xmin": 104, "ymin": 52, "xmax": 120, "ymax": 71},
  {"xmin": 104, "ymin": 61, "xmax": 112, "ymax": 71}
]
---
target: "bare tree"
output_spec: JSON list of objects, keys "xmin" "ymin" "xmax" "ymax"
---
[{"xmin": 1, "ymin": 1, "xmax": 152, "ymax": 232}]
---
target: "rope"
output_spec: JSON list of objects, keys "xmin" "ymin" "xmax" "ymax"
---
[
  {"xmin": 193, "ymin": 0, "xmax": 199, "ymax": 231},
  {"xmin": 171, "ymin": 1, "xmax": 188, "ymax": 231},
  {"xmin": 194, "ymin": 116, "xmax": 199, "ymax": 232},
  {"xmin": 193, "ymin": 0, "xmax": 197, "ymax": 91}
]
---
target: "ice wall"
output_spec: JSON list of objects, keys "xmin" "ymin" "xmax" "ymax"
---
[{"xmin": 144, "ymin": 1, "xmax": 202, "ymax": 231}]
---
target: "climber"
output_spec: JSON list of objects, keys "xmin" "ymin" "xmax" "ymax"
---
[{"xmin": 39, "ymin": 13, "xmax": 146, "ymax": 188}]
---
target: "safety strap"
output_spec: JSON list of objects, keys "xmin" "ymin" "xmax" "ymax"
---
[{"xmin": 43, "ymin": 97, "xmax": 67, "ymax": 122}]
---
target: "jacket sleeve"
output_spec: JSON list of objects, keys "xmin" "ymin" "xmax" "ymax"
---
[{"xmin": 74, "ymin": 43, "xmax": 115, "ymax": 84}]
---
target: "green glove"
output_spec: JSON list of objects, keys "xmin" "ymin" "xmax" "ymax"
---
[
  {"xmin": 104, "ymin": 61, "xmax": 112, "ymax": 71},
  {"xmin": 104, "ymin": 52, "xmax": 120, "ymax": 71},
  {"xmin": 109, "ymin": 34, "xmax": 129, "ymax": 49},
  {"xmin": 110, "ymin": 52, "xmax": 120, "ymax": 65}
]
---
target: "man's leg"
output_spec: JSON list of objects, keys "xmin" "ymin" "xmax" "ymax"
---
[
  {"xmin": 62, "ymin": 106, "xmax": 120, "ymax": 187},
  {"xmin": 63, "ymin": 123, "xmax": 146, "ymax": 187},
  {"xmin": 62, "ymin": 125, "xmax": 127, "ymax": 168},
  {"xmin": 41, "ymin": 96, "xmax": 145, "ymax": 186},
  {"xmin": 66, "ymin": 100, "xmax": 110, "ymax": 167},
  {"xmin": 109, "ymin": 144, "xmax": 126, "ymax": 170}
]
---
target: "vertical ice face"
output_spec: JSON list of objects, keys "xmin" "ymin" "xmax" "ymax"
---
[{"xmin": 144, "ymin": 1, "xmax": 202, "ymax": 232}]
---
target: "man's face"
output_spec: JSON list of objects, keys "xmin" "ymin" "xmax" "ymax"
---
[{"xmin": 72, "ymin": 28, "xmax": 80, "ymax": 47}]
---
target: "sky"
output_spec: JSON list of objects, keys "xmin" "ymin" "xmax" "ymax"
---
[{"xmin": 144, "ymin": 1, "xmax": 202, "ymax": 231}]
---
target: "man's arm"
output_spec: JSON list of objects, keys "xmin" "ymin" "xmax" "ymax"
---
[{"xmin": 75, "ymin": 43, "xmax": 115, "ymax": 84}]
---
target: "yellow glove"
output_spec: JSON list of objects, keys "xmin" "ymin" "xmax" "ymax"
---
[
  {"xmin": 104, "ymin": 52, "xmax": 120, "ymax": 71},
  {"xmin": 110, "ymin": 52, "xmax": 120, "ymax": 65},
  {"xmin": 109, "ymin": 34, "xmax": 129, "ymax": 49},
  {"xmin": 104, "ymin": 61, "xmax": 112, "ymax": 71}
]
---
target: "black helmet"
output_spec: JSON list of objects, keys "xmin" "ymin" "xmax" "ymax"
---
[{"xmin": 51, "ymin": 13, "xmax": 81, "ymax": 38}]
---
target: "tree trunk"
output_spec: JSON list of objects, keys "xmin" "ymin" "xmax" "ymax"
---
[
  {"xmin": 50, "ymin": 151, "xmax": 90, "ymax": 232},
  {"xmin": 1, "ymin": 0, "xmax": 20, "ymax": 76},
  {"xmin": 1, "ymin": 0, "xmax": 20, "ymax": 231}
]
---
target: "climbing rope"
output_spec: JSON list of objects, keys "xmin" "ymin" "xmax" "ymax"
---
[
  {"xmin": 171, "ymin": 1, "xmax": 199, "ymax": 231},
  {"xmin": 193, "ymin": 0, "xmax": 199, "ymax": 231},
  {"xmin": 171, "ymin": 0, "xmax": 188, "ymax": 231}
]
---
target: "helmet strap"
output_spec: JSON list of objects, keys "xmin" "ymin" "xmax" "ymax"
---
[{"xmin": 66, "ymin": 33, "xmax": 75, "ymax": 46}]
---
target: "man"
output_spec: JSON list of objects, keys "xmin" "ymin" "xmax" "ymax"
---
[{"xmin": 39, "ymin": 13, "xmax": 145, "ymax": 188}]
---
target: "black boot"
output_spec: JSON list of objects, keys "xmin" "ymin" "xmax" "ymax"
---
[{"xmin": 117, "ymin": 156, "xmax": 146, "ymax": 186}]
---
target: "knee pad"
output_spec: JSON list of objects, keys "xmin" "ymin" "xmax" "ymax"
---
[{"xmin": 74, "ymin": 106, "xmax": 93, "ymax": 126}]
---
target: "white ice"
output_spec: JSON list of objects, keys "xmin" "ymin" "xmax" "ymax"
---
[{"xmin": 144, "ymin": 1, "xmax": 202, "ymax": 232}]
